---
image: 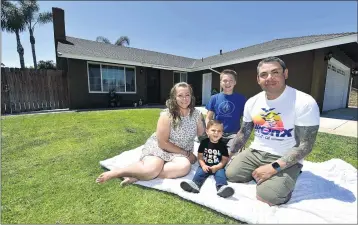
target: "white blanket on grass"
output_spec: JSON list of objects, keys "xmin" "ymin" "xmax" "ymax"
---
[{"xmin": 99, "ymin": 142, "xmax": 357, "ymax": 224}]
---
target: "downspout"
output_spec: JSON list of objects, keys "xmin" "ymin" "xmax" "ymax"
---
[
  {"xmin": 208, "ymin": 66, "xmax": 221, "ymax": 74},
  {"xmin": 208, "ymin": 66, "xmax": 222, "ymax": 92}
]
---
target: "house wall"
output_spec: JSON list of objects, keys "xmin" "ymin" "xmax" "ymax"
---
[
  {"xmin": 66, "ymin": 59, "xmax": 151, "ymax": 109},
  {"xmin": 189, "ymin": 69, "xmax": 221, "ymax": 105},
  {"xmin": 203, "ymin": 51, "xmax": 315, "ymax": 100},
  {"xmin": 310, "ymin": 46, "xmax": 356, "ymax": 111},
  {"xmin": 65, "ymin": 48, "xmax": 356, "ymax": 110},
  {"xmin": 160, "ymin": 69, "xmax": 173, "ymax": 104},
  {"xmin": 198, "ymin": 48, "xmax": 355, "ymax": 112},
  {"xmin": 323, "ymin": 46, "xmax": 357, "ymax": 108}
]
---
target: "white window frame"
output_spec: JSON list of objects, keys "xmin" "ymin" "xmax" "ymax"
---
[
  {"xmin": 87, "ymin": 61, "xmax": 137, "ymax": 94},
  {"xmin": 173, "ymin": 71, "xmax": 188, "ymax": 85}
]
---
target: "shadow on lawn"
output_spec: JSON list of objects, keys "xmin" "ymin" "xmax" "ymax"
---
[{"xmin": 287, "ymin": 171, "xmax": 356, "ymax": 204}]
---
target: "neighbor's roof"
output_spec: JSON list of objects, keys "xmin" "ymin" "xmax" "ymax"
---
[{"xmin": 57, "ymin": 32, "xmax": 357, "ymax": 72}]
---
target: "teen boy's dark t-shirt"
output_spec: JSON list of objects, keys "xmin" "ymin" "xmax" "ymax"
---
[
  {"xmin": 198, "ymin": 138, "xmax": 229, "ymax": 167},
  {"xmin": 206, "ymin": 92, "xmax": 246, "ymax": 133}
]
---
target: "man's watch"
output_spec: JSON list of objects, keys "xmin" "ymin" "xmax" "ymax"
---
[{"xmin": 272, "ymin": 162, "xmax": 281, "ymax": 172}]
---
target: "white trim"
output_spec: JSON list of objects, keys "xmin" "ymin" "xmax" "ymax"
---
[
  {"xmin": 173, "ymin": 71, "xmax": 188, "ymax": 85},
  {"xmin": 60, "ymin": 34, "xmax": 357, "ymax": 73},
  {"xmin": 323, "ymin": 57, "xmax": 351, "ymax": 111},
  {"xmin": 87, "ymin": 61, "xmax": 137, "ymax": 94},
  {"xmin": 100, "ymin": 63, "xmax": 103, "ymax": 92},
  {"xmin": 202, "ymin": 72, "xmax": 212, "ymax": 105},
  {"xmin": 191, "ymin": 34, "xmax": 358, "ymax": 72},
  {"xmin": 60, "ymin": 52, "xmax": 191, "ymax": 72},
  {"xmin": 329, "ymin": 58, "xmax": 350, "ymax": 71}
]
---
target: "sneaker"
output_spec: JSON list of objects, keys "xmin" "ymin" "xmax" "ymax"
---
[
  {"xmin": 180, "ymin": 180, "xmax": 200, "ymax": 193},
  {"xmin": 217, "ymin": 185, "xmax": 234, "ymax": 198}
]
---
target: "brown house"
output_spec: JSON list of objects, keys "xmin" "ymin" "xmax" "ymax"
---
[{"xmin": 52, "ymin": 7, "xmax": 358, "ymax": 112}]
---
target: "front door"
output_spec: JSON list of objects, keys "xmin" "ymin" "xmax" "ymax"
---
[
  {"xmin": 146, "ymin": 68, "xmax": 161, "ymax": 104},
  {"xmin": 202, "ymin": 73, "xmax": 212, "ymax": 105}
]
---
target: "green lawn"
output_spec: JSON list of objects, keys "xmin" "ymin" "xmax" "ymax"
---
[{"xmin": 1, "ymin": 109, "xmax": 357, "ymax": 224}]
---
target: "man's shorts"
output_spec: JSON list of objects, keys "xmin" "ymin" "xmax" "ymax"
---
[{"xmin": 225, "ymin": 148, "xmax": 303, "ymax": 205}]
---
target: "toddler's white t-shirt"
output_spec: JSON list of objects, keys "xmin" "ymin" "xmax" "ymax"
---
[{"xmin": 243, "ymin": 85, "xmax": 320, "ymax": 159}]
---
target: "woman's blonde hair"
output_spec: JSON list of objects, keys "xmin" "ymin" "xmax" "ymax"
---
[{"xmin": 165, "ymin": 82, "xmax": 196, "ymax": 128}]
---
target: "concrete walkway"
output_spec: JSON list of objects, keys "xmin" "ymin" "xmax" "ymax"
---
[{"xmin": 319, "ymin": 107, "xmax": 357, "ymax": 138}]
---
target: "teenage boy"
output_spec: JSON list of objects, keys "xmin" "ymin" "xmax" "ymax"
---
[{"xmin": 205, "ymin": 69, "xmax": 246, "ymax": 153}]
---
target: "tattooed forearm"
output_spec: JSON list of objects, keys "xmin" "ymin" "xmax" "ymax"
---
[
  {"xmin": 229, "ymin": 121, "xmax": 254, "ymax": 154},
  {"xmin": 197, "ymin": 114, "xmax": 207, "ymax": 142},
  {"xmin": 201, "ymin": 115, "xmax": 206, "ymax": 132},
  {"xmin": 279, "ymin": 125, "xmax": 319, "ymax": 168}
]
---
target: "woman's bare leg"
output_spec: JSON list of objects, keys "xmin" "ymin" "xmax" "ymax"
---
[
  {"xmin": 120, "ymin": 177, "xmax": 138, "ymax": 186},
  {"xmin": 158, "ymin": 157, "xmax": 191, "ymax": 179},
  {"xmin": 96, "ymin": 156, "xmax": 164, "ymax": 183}
]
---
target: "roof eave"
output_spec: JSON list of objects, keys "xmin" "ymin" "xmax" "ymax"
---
[
  {"xmin": 190, "ymin": 34, "xmax": 358, "ymax": 72},
  {"xmin": 58, "ymin": 34, "xmax": 357, "ymax": 73},
  {"xmin": 57, "ymin": 52, "xmax": 192, "ymax": 72}
]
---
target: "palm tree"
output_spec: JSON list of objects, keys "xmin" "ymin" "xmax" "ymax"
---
[
  {"xmin": 19, "ymin": 0, "xmax": 52, "ymax": 69},
  {"xmin": 96, "ymin": 36, "xmax": 130, "ymax": 46},
  {"xmin": 1, "ymin": 0, "xmax": 26, "ymax": 69}
]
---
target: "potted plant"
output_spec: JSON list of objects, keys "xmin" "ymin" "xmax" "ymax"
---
[{"xmin": 108, "ymin": 88, "xmax": 121, "ymax": 107}]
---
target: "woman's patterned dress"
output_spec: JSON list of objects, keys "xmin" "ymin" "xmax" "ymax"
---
[{"xmin": 140, "ymin": 108, "xmax": 202, "ymax": 162}]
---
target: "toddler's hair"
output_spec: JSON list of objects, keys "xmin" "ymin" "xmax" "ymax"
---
[{"xmin": 207, "ymin": 119, "xmax": 223, "ymax": 129}]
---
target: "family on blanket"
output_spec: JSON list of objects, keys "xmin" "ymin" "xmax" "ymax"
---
[{"xmin": 96, "ymin": 56, "xmax": 320, "ymax": 206}]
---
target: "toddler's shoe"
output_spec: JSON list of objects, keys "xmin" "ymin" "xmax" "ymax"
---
[
  {"xmin": 180, "ymin": 180, "xmax": 200, "ymax": 193},
  {"xmin": 217, "ymin": 185, "xmax": 234, "ymax": 198}
]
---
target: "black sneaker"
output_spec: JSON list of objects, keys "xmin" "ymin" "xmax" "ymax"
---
[
  {"xmin": 180, "ymin": 180, "xmax": 200, "ymax": 193},
  {"xmin": 217, "ymin": 185, "xmax": 234, "ymax": 198}
]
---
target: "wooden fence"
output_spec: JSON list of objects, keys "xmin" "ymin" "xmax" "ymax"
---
[{"xmin": 1, "ymin": 67, "xmax": 69, "ymax": 114}]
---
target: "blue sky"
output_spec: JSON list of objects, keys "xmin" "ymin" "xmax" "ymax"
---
[{"xmin": 2, "ymin": 1, "xmax": 357, "ymax": 67}]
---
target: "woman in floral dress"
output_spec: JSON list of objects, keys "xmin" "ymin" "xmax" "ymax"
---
[{"xmin": 96, "ymin": 82, "xmax": 206, "ymax": 185}]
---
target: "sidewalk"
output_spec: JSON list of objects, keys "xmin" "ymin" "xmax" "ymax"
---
[{"xmin": 319, "ymin": 117, "xmax": 357, "ymax": 137}]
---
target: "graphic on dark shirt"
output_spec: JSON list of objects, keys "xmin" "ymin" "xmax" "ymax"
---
[{"xmin": 198, "ymin": 138, "xmax": 229, "ymax": 166}]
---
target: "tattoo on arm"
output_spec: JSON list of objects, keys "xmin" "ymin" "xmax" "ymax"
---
[
  {"xmin": 279, "ymin": 125, "xmax": 319, "ymax": 168},
  {"xmin": 201, "ymin": 115, "xmax": 206, "ymax": 133},
  {"xmin": 229, "ymin": 121, "xmax": 254, "ymax": 153},
  {"xmin": 197, "ymin": 115, "xmax": 207, "ymax": 142}
]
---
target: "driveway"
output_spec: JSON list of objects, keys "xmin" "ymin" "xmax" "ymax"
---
[{"xmin": 319, "ymin": 107, "xmax": 357, "ymax": 138}]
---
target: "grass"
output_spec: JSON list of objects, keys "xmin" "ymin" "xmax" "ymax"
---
[{"xmin": 1, "ymin": 109, "xmax": 357, "ymax": 224}]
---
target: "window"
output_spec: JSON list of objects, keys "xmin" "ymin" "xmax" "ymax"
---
[
  {"xmin": 87, "ymin": 62, "xmax": 136, "ymax": 93},
  {"xmin": 173, "ymin": 71, "xmax": 187, "ymax": 84}
]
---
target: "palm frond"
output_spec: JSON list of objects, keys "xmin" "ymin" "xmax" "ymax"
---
[
  {"xmin": 37, "ymin": 11, "xmax": 52, "ymax": 25},
  {"xmin": 1, "ymin": 2, "xmax": 26, "ymax": 33},
  {"xmin": 114, "ymin": 36, "xmax": 130, "ymax": 46},
  {"xmin": 19, "ymin": 0, "xmax": 39, "ymax": 25},
  {"xmin": 96, "ymin": 36, "xmax": 111, "ymax": 44}
]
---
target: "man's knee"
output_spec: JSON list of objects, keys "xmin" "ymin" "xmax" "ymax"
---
[
  {"xmin": 256, "ymin": 184, "xmax": 293, "ymax": 206},
  {"xmin": 225, "ymin": 164, "xmax": 252, "ymax": 183}
]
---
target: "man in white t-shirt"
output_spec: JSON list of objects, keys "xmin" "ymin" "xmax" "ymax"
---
[{"xmin": 226, "ymin": 56, "xmax": 320, "ymax": 206}]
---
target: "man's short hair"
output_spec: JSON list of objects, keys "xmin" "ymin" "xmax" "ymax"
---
[
  {"xmin": 257, "ymin": 56, "xmax": 287, "ymax": 74},
  {"xmin": 220, "ymin": 69, "xmax": 237, "ymax": 81}
]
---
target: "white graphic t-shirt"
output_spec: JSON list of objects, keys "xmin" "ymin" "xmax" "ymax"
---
[{"xmin": 243, "ymin": 85, "xmax": 320, "ymax": 158}]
